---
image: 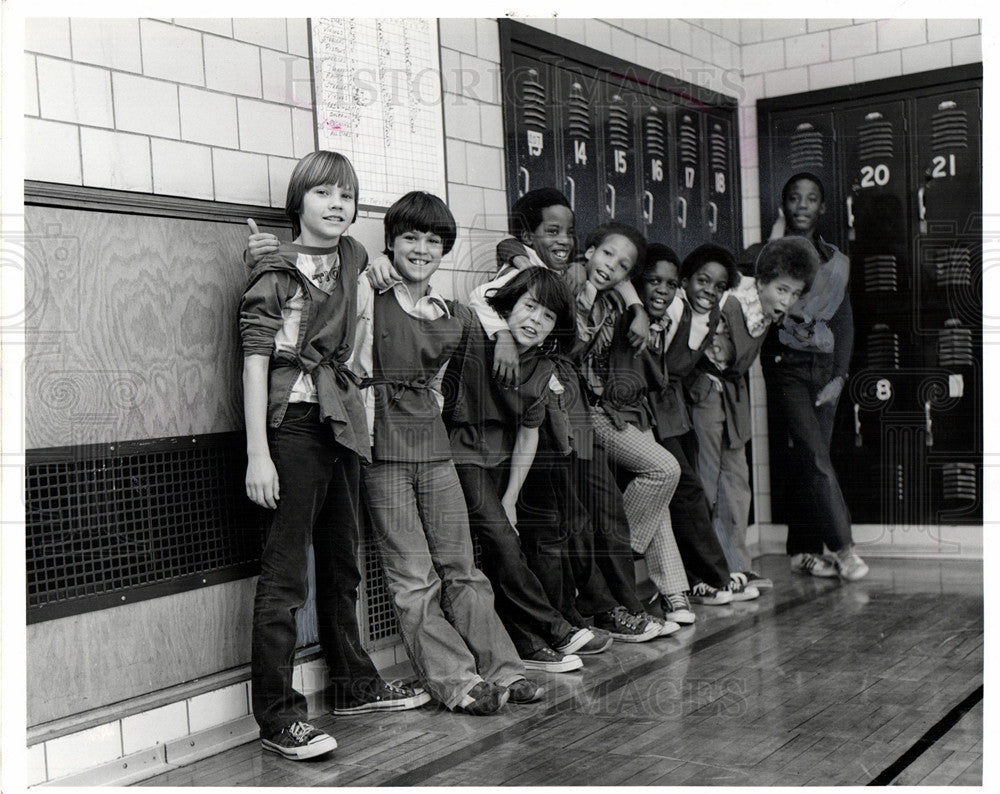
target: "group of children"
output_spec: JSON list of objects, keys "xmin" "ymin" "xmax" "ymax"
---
[{"xmin": 238, "ymin": 149, "xmax": 845, "ymax": 760}]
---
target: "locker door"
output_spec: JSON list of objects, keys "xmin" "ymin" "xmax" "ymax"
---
[
  {"xmin": 600, "ymin": 87, "xmax": 639, "ymax": 227},
  {"xmin": 704, "ymin": 110, "xmax": 740, "ymax": 253},
  {"xmin": 762, "ymin": 110, "xmax": 840, "ymax": 248},
  {"xmin": 557, "ymin": 70, "xmax": 601, "ymax": 251},
  {"xmin": 507, "ymin": 54, "xmax": 558, "ymax": 199},
  {"xmin": 671, "ymin": 108, "xmax": 706, "ymax": 257},
  {"xmin": 637, "ymin": 102, "xmax": 673, "ymax": 245}
]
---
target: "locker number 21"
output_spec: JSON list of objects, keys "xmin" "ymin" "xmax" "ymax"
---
[{"xmin": 931, "ymin": 154, "xmax": 957, "ymax": 178}]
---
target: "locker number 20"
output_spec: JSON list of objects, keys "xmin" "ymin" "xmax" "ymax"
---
[{"xmin": 859, "ymin": 164, "xmax": 890, "ymax": 188}]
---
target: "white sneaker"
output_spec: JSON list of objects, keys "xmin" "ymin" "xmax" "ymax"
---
[
  {"xmin": 689, "ymin": 582, "xmax": 734, "ymax": 606},
  {"xmin": 790, "ymin": 552, "xmax": 839, "ymax": 578},
  {"xmin": 726, "ymin": 572, "xmax": 760, "ymax": 601},
  {"xmin": 660, "ymin": 592, "xmax": 697, "ymax": 624},
  {"xmin": 833, "ymin": 550, "xmax": 869, "ymax": 581}
]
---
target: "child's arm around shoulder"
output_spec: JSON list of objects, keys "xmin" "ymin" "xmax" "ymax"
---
[
  {"xmin": 468, "ymin": 270, "xmax": 521, "ymax": 386},
  {"xmin": 501, "ymin": 425, "xmax": 540, "ymax": 531},
  {"xmin": 497, "ymin": 237, "xmax": 534, "ymax": 272}
]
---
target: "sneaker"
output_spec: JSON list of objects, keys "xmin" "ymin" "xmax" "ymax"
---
[
  {"xmin": 506, "ymin": 678, "xmax": 545, "ymax": 704},
  {"xmin": 574, "ymin": 627, "xmax": 613, "ymax": 655},
  {"xmin": 593, "ymin": 606, "xmax": 659, "ymax": 643},
  {"xmin": 790, "ymin": 552, "xmax": 839, "ymax": 578},
  {"xmin": 743, "ymin": 570, "xmax": 773, "ymax": 590},
  {"xmin": 689, "ymin": 582, "xmax": 734, "ymax": 606},
  {"xmin": 726, "ymin": 573, "xmax": 760, "ymax": 602},
  {"xmin": 261, "ymin": 721, "xmax": 337, "ymax": 760},
  {"xmin": 457, "ymin": 681, "xmax": 509, "ymax": 715},
  {"xmin": 553, "ymin": 627, "xmax": 596, "ymax": 655},
  {"xmin": 641, "ymin": 612, "xmax": 682, "ymax": 636},
  {"xmin": 833, "ymin": 549, "xmax": 869, "ymax": 581},
  {"xmin": 331, "ymin": 680, "xmax": 431, "ymax": 715},
  {"xmin": 521, "ymin": 645, "xmax": 583, "ymax": 673},
  {"xmin": 661, "ymin": 592, "xmax": 697, "ymax": 625}
]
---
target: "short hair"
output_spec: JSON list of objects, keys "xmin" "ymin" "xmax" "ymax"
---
[
  {"xmin": 485, "ymin": 268, "xmax": 577, "ymax": 353},
  {"xmin": 632, "ymin": 242, "xmax": 681, "ymax": 289},
  {"xmin": 754, "ymin": 236, "xmax": 818, "ymax": 287},
  {"xmin": 781, "ymin": 171, "xmax": 826, "ymax": 204},
  {"xmin": 383, "ymin": 191, "xmax": 457, "ymax": 256},
  {"xmin": 508, "ymin": 188, "xmax": 573, "ymax": 239},
  {"xmin": 584, "ymin": 222, "xmax": 647, "ymax": 273},
  {"xmin": 285, "ymin": 150, "xmax": 359, "ymax": 237},
  {"xmin": 681, "ymin": 243, "xmax": 740, "ymax": 289}
]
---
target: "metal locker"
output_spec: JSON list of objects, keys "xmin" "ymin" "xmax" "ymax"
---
[
  {"xmin": 704, "ymin": 110, "xmax": 740, "ymax": 254},
  {"xmin": 557, "ymin": 70, "xmax": 601, "ymax": 251},
  {"xmin": 599, "ymin": 87, "xmax": 639, "ymax": 227},
  {"xmin": 637, "ymin": 102, "xmax": 673, "ymax": 245},
  {"xmin": 671, "ymin": 107, "xmax": 706, "ymax": 257},
  {"xmin": 507, "ymin": 54, "xmax": 558, "ymax": 198}
]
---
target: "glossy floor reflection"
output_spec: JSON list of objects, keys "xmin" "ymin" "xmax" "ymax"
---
[{"xmin": 140, "ymin": 555, "xmax": 983, "ymax": 786}]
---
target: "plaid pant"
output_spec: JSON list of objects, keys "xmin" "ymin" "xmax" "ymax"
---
[{"xmin": 590, "ymin": 410, "xmax": 688, "ymax": 597}]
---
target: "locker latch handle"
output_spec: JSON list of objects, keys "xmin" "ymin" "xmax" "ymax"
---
[
  {"xmin": 519, "ymin": 167, "xmax": 530, "ymax": 197},
  {"xmin": 846, "ymin": 196, "xmax": 855, "ymax": 228},
  {"xmin": 643, "ymin": 190, "xmax": 654, "ymax": 224},
  {"xmin": 924, "ymin": 400, "xmax": 933, "ymax": 447},
  {"xmin": 677, "ymin": 196, "xmax": 687, "ymax": 229},
  {"xmin": 709, "ymin": 201, "xmax": 718, "ymax": 233},
  {"xmin": 918, "ymin": 186, "xmax": 928, "ymax": 233},
  {"xmin": 605, "ymin": 184, "xmax": 616, "ymax": 219},
  {"xmin": 565, "ymin": 176, "xmax": 576, "ymax": 211},
  {"xmin": 854, "ymin": 403, "xmax": 862, "ymax": 447}
]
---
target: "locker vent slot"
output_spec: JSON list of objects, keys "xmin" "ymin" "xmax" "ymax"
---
[
  {"xmin": 26, "ymin": 436, "xmax": 265, "ymax": 618},
  {"xmin": 927, "ymin": 246, "xmax": 973, "ymax": 288},
  {"xmin": 867, "ymin": 323, "xmax": 900, "ymax": 369},
  {"xmin": 710, "ymin": 122, "xmax": 728, "ymax": 171},
  {"xmin": 789, "ymin": 122, "xmax": 824, "ymax": 169},
  {"xmin": 857, "ymin": 112, "xmax": 895, "ymax": 160},
  {"xmin": 932, "ymin": 101, "xmax": 969, "ymax": 151},
  {"xmin": 863, "ymin": 254, "xmax": 898, "ymax": 293},
  {"xmin": 679, "ymin": 113, "xmax": 698, "ymax": 166},
  {"xmin": 608, "ymin": 95, "xmax": 631, "ymax": 150},
  {"xmin": 566, "ymin": 82, "xmax": 592, "ymax": 139},
  {"xmin": 942, "ymin": 462, "xmax": 977, "ymax": 502},
  {"xmin": 521, "ymin": 69, "xmax": 547, "ymax": 130},
  {"xmin": 644, "ymin": 107, "xmax": 666, "ymax": 159},
  {"xmin": 938, "ymin": 318, "xmax": 974, "ymax": 367}
]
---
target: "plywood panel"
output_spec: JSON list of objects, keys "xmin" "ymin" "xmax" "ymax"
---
[{"xmin": 25, "ymin": 207, "xmax": 291, "ymax": 448}]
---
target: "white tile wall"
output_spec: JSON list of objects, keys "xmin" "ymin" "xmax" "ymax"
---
[
  {"xmin": 443, "ymin": 93, "xmax": 482, "ymax": 143},
  {"xmin": 26, "ymin": 743, "xmax": 47, "ymax": 787},
  {"xmin": 45, "ymin": 721, "xmax": 121, "ymax": 781},
  {"xmin": 287, "ymin": 19, "xmax": 311, "ymax": 57},
  {"xmin": 876, "ymin": 18, "xmax": 927, "ymax": 51},
  {"xmin": 113, "ymin": 72, "xmax": 180, "ymax": 137},
  {"xmin": 927, "ymin": 18, "xmax": 980, "ymax": 42},
  {"xmin": 446, "ymin": 139, "xmax": 468, "ymax": 184},
  {"xmin": 853, "ymin": 50, "xmax": 903, "ymax": 83},
  {"xmin": 261, "ymin": 50, "xmax": 311, "ymax": 107},
  {"xmin": 900, "ymin": 40, "xmax": 953, "ymax": 74},
  {"xmin": 36, "ymin": 57, "xmax": 114, "ymax": 128},
  {"xmin": 742, "ymin": 41, "xmax": 784, "ymax": 75},
  {"xmin": 232, "ymin": 18, "xmax": 288, "ymax": 52},
  {"xmin": 173, "ymin": 18, "xmax": 233, "ymax": 37},
  {"xmin": 140, "ymin": 19, "xmax": 205, "ymax": 85},
  {"xmin": 464, "ymin": 143, "xmax": 503, "ymax": 189},
  {"xmin": 70, "ymin": 18, "xmax": 143, "ymax": 73},
  {"xmin": 291, "ymin": 107, "xmax": 316, "ymax": 159},
  {"xmin": 763, "ymin": 67, "xmax": 809, "ymax": 99},
  {"xmin": 438, "ymin": 18, "xmax": 478, "ymax": 55},
  {"xmin": 80, "ymin": 128, "xmax": 153, "ymax": 192},
  {"xmin": 24, "ymin": 118, "xmax": 82, "ymax": 184},
  {"xmin": 204, "ymin": 36, "xmax": 263, "ymax": 98},
  {"xmin": 785, "ymin": 31, "xmax": 830, "ymax": 68},
  {"xmin": 121, "ymin": 701, "xmax": 188, "ymax": 755},
  {"xmin": 807, "ymin": 19, "xmax": 850, "ymax": 34},
  {"xmin": 25, "ymin": 17, "xmax": 71, "ymax": 57},
  {"xmin": 951, "ymin": 36, "xmax": 983, "ymax": 66},
  {"xmin": 151, "ymin": 139, "xmax": 215, "ymax": 199},
  {"xmin": 213, "ymin": 148, "xmax": 270, "ymax": 205},
  {"xmin": 25, "ymin": 54, "xmax": 39, "ymax": 117},
  {"xmin": 808, "ymin": 59, "xmax": 856, "ymax": 91},
  {"xmin": 830, "ymin": 22, "xmax": 878, "ymax": 62},
  {"xmin": 761, "ymin": 19, "xmax": 809, "ymax": 41},
  {"xmin": 187, "ymin": 682, "xmax": 249, "ymax": 733},
  {"xmin": 237, "ymin": 98, "xmax": 294, "ymax": 157},
  {"xmin": 267, "ymin": 156, "xmax": 299, "ymax": 207},
  {"xmin": 179, "ymin": 86, "xmax": 239, "ymax": 148}
]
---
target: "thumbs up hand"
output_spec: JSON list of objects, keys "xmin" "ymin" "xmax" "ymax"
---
[{"xmin": 246, "ymin": 218, "xmax": 280, "ymax": 266}]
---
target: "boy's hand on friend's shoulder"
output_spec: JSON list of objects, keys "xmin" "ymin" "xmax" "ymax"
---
[
  {"xmin": 492, "ymin": 331, "xmax": 521, "ymax": 387},
  {"xmin": 245, "ymin": 453, "xmax": 280, "ymax": 509},
  {"xmin": 246, "ymin": 218, "xmax": 280, "ymax": 266},
  {"xmin": 627, "ymin": 307, "xmax": 651, "ymax": 355},
  {"xmin": 365, "ymin": 254, "xmax": 403, "ymax": 291},
  {"xmin": 561, "ymin": 261, "xmax": 587, "ymax": 295}
]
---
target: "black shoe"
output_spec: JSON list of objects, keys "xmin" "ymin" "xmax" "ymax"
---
[
  {"xmin": 456, "ymin": 681, "xmax": 509, "ymax": 715},
  {"xmin": 331, "ymin": 680, "xmax": 431, "ymax": 715},
  {"xmin": 506, "ymin": 678, "xmax": 545, "ymax": 704},
  {"xmin": 261, "ymin": 721, "xmax": 337, "ymax": 760},
  {"xmin": 520, "ymin": 645, "xmax": 583, "ymax": 673}
]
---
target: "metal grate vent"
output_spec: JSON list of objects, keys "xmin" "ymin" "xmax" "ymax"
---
[
  {"xmin": 643, "ymin": 106, "xmax": 665, "ymax": 159},
  {"xmin": 710, "ymin": 122, "xmax": 728, "ymax": 172},
  {"xmin": 679, "ymin": 113, "xmax": 698, "ymax": 166},
  {"xmin": 857, "ymin": 112, "xmax": 894, "ymax": 161},
  {"xmin": 566, "ymin": 82, "xmax": 591, "ymax": 139},
  {"xmin": 607, "ymin": 95, "xmax": 631, "ymax": 150},
  {"xmin": 932, "ymin": 101, "xmax": 968, "ymax": 151},
  {"xmin": 521, "ymin": 68, "xmax": 547, "ymax": 129},
  {"xmin": 789, "ymin": 122, "xmax": 824, "ymax": 169},
  {"xmin": 26, "ymin": 435, "xmax": 266, "ymax": 621}
]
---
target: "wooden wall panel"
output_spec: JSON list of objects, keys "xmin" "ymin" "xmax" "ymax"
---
[{"xmin": 25, "ymin": 207, "xmax": 290, "ymax": 448}]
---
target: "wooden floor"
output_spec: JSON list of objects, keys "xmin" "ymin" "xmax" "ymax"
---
[{"xmin": 141, "ymin": 555, "xmax": 983, "ymax": 786}]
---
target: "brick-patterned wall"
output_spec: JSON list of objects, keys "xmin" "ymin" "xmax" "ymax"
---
[{"xmin": 24, "ymin": 18, "xmax": 314, "ymax": 207}]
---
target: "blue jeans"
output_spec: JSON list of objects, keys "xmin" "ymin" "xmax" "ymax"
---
[
  {"xmin": 763, "ymin": 349, "xmax": 853, "ymax": 555},
  {"xmin": 251, "ymin": 404, "xmax": 381, "ymax": 738},
  {"xmin": 455, "ymin": 463, "xmax": 576, "ymax": 655},
  {"xmin": 363, "ymin": 459, "xmax": 524, "ymax": 709}
]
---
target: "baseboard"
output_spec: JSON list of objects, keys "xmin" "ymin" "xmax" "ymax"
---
[{"xmin": 754, "ymin": 523, "xmax": 983, "ymax": 560}]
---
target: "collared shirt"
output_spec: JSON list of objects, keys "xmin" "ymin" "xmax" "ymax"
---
[{"xmin": 731, "ymin": 275, "xmax": 770, "ymax": 338}]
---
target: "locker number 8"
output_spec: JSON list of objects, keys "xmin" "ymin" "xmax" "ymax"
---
[
  {"xmin": 875, "ymin": 378, "xmax": 892, "ymax": 401},
  {"xmin": 715, "ymin": 172, "xmax": 726, "ymax": 193},
  {"xmin": 860, "ymin": 164, "xmax": 890, "ymax": 187},
  {"xmin": 614, "ymin": 150, "xmax": 628, "ymax": 174}
]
